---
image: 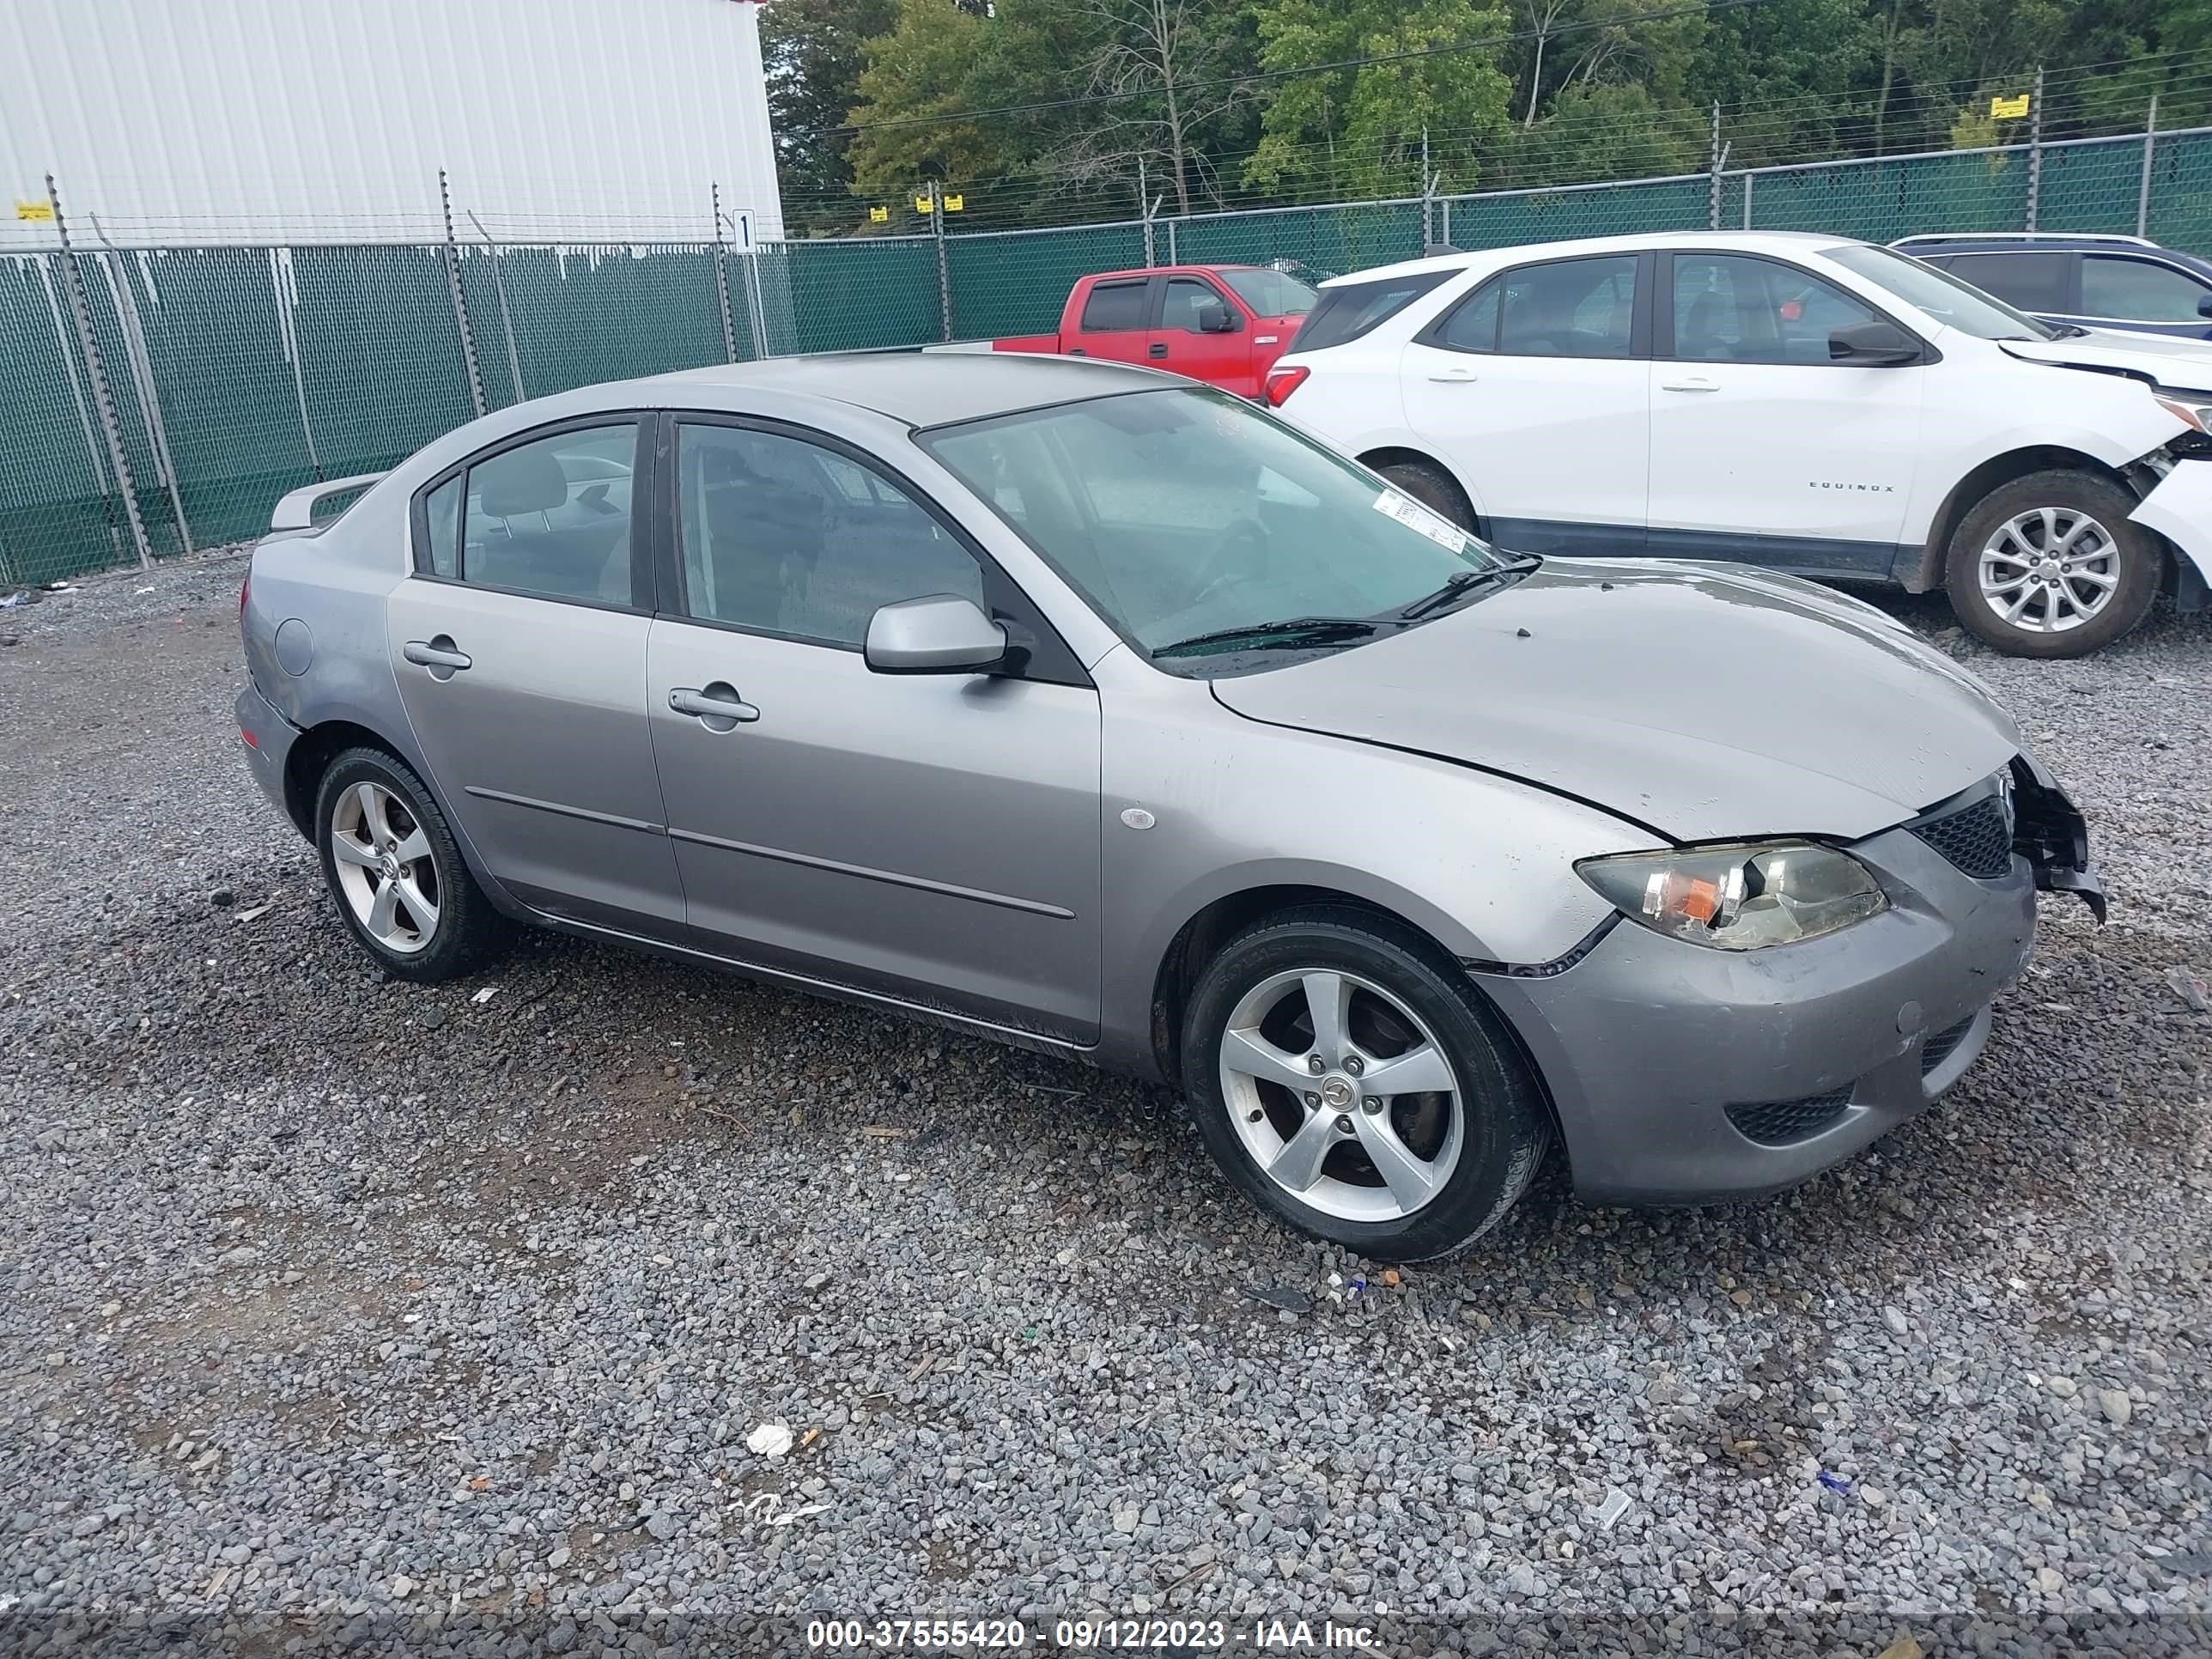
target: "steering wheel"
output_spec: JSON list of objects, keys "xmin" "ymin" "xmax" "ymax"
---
[{"xmin": 1185, "ymin": 517, "xmax": 1269, "ymax": 611}]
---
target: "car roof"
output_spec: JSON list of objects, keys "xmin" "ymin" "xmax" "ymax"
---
[
  {"xmin": 1893, "ymin": 232, "xmax": 2166, "ymax": 252},
  {"xmin": 1320, "ymin": 229, "xmax": 1861, "ymax": 287},
  {"xmin": 646, "ymin": 349, "xmax": 1170, "ymax": 425}
]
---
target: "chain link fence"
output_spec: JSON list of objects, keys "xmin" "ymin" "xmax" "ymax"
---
[{"xmin": 9, "ymin": 125, "xmax": 2211, "ymax": 590}]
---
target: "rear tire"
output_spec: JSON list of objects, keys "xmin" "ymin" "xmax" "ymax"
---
[
  {"xmin": 1180, "ymin": 905, "xmax": 1550, "ymax": 1262},
  {"xmin": 1943, "ymin": 470, "xmax": 2160, "ymax": 657},
  {"xmin": 314, "ymin": 747, "xmax": 508, "ymax": 983},
  {"xmin": 1372, "ymin": 458, "xmax": 1478, "ymax": 534}
]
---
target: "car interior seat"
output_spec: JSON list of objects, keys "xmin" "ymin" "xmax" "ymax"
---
[{"xmin": 470, "ymin": 445, "xmax": 629, "ymax": 600}]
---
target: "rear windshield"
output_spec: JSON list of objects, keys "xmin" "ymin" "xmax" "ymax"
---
[
  {"xmin": 1219, "ymin": 268, "xmax": 1318, "ymax": 317},
  {"xmin": 1294, "ymin": 270, "xmax": 1455, "ymax": 352}
]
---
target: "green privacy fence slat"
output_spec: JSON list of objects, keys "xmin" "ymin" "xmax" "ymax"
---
[
  {"xmin": 948, "ymin": 223, "xmax": 1147, "ymax": 339},
  {"xmin": 1445, "ymin": 178, "xmax": 1711, "ymax": 248},
  {"xmin": 9, "ymin": 127, "xmax": 2208, "ymax": 590}
]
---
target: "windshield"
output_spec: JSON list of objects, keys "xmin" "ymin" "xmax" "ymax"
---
[
  {"xmin": 919, "ymin": 386, "xmax": 1508, "ymax": 670},
  {"xmin": 1220, "ymin": 267, "xmax": 1318, "ymax": 317},
  {"xmin": 1824, "ymin": 244, "xmax": 2061, "ymax": 341}
]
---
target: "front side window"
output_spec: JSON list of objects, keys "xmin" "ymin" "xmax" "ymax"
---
[
  {"xmin": 1948, "ymin": 251, "xmax": 2070, "ymax": 313},
  {"xmin": 1219, "ymin": 267, "xmax": 1317, "ymax": 317},
  {"xmin": 1826, "ymin": 244, "xmax": 2059, "ymax": 340},
  {"xmin": 921, "ymin": 386, "xmax": 1512, "ymax": 672},
  {"xmin": 676, "ymin": 422, "xmax": 983, "ymax": 647},
  {"xmin": 1498, "ymin": 256, "xmax": 1638, "ymax": 358},
  {"xmin": 2081, "ymin": 254, "xmax": 2212, "ymax": 321},
  {"xmin": 452, "ymin": 422, "xmax": 638, "ymax": 604},
  {"xmin": 422, "ymin": 475, "xmax": 461, "ymax": 578},
  {"xmin": 1079, "ymin": 280, "xmax": 1149, "ymax": 333},
  {"xmin": 1670, "ymin": 255, "xmax": 1883, "ymax": 364},
  {"xmin": 1161, "ymin": 276, "xmax": 1234, "ymax": 334}
]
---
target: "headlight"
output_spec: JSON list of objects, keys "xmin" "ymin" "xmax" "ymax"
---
[
  {"xmin": 1576, "ymin": 841, "xmax": 1887, "ymax": 951},
  {"xmin": 2153, "ymin": 389, "xmax": 2212, "ymax": 432}
]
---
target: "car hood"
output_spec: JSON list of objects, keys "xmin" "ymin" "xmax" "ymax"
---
[
  {"xmin": 2000, "ymin": 328, "xmax": 2212, "ymax": 393},
  {"xmin": 1207, "ymin": 558, "xmax": 2022, "ymax": 843}
]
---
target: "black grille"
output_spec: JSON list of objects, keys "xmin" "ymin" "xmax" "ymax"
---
[
  {"xmin": 1912, "ymin": 794, "xmax": 2013, "ymax": 879},
  {"xmin": 1726, "ymin": 1091, "xmax": 1853, "ymax": 1146},
  {"xmin": 1919, "ymin": 1013, "xmax": 1978, "ymax": 1077}
]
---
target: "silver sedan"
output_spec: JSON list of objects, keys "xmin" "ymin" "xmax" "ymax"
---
[{"xmin": 236, "ymin": 354, "xmax": 2103, "ymax": 1260}]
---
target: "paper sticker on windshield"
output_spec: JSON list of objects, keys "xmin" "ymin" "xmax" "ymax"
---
[{"xmin": 1374, "ymin": 489, "xmax": 1469, "ymax": 553}]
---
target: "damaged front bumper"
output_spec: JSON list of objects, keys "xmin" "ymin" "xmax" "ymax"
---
[
  {"xmin": 2129, "ymin": 452, "xmax": 2212, "ymax": 608},
  {"xmin": 2009, "ymin": 750, "xmax": 2106, "ymax": 922}
]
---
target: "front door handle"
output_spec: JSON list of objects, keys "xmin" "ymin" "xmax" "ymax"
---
[
  {"xmin": 1148, "ymin": 343, "xmax": 1169, "ymax": 360},
  {"xmin": 403, "ymin": 636, "xmax": 471, "ymax": 677},
  {"xmin": 1661, "ymin": 376, "xmax": 1721, "ymax": 392},
  {"xmin": 1426, "ymin": 368, "xmax": 1478, "ymax": 384},
  {"xmin": 670, "ymin": 683, "xmax": 759, "ymax": 731}
]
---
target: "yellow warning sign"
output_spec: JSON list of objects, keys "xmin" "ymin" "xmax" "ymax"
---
[
  {"xmin": 15, "ymin": 201, "xmax": 55, "ymax": 222},
  {"xmin": 868, "ymin": 205, "xmax": 889, "ymax": 223},
  {"xmin": 1990, "ymin": 94, "xmax": 2031, "ymax": 119},
  {"xmin": 943, "ymin": 193, "xmax": 964, "ymax": 213},
  {"xmin": 914, "ymin": 193, "xmax": 933, "ymax": 215}
]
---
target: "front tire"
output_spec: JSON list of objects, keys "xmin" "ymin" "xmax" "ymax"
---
[
  {"xmin": 314, "ymin": 747, "xmax": 507, "ymax": 982},
  {"xmin": 1180, "ymin": 906, "xmax": 1550, "ymax": 1262},
  {"xmin": 1943, "ymin": 470, "xmax": 2160, "ymax": 656}
]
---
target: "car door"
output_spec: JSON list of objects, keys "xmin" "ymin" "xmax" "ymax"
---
[
  {"xmin": 1151, "ymin": 274, "xmax": 1251, "ymax": 392},
  {"xmin": 1067, "ymin": 276, "xmax": 1157, "ymax": 367},
  {"xmin": 2076, "ymin": 252, "xmax": 2212, "ymax": 339},
  {"xmin": 1399, "ymin": 252, "xmax": 1650, "ymax": 552},
  {"xmin": 1645, "ymin": 251, "xmax": 1927, "ymax": 576},
  {"xmin": 644, "ymin": 415, "xmax": 1103, "ymax": 1042},
  {"xmin": 386, "ymin": 416, "xmax": 687, "ymax": 937}
]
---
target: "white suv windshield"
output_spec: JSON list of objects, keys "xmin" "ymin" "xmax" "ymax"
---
[
  {"xmin": 1825, "ymin": 244, "xmax": 2061, "ymax": 341},
  {"xmin": 920, "ymin": 386, "xmax": 1510, "ymax": 668}
]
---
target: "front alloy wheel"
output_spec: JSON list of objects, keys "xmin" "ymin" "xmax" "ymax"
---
[
  {"xmin": 1182, "ymin": 906, "xmax": 1550, "ymax": 1261},
  {"xmin": 1945, "ymin": 469, "xmax": 2160, "ymax": 657},
  {"xmin": 1976, "ymin": 506, "xmax": 2120, "ymax": 636}
]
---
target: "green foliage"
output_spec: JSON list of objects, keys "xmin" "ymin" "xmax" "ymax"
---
[{"xmin": 762, "ymin": 0, "xmax": 902, "ymax": 234}]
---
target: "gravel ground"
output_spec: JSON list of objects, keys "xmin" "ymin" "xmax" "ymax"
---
[{"xmin": 2, "ymin": 553, "xmax": 2209, "ymax": 1657}]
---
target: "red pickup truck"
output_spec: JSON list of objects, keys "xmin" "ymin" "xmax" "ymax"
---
[{"xmin": 991, "ymin": 264, "xmax": 1317, "ymax": 399}]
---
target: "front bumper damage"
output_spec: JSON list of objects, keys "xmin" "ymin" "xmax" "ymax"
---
[
  {"xmin": 1472, "ymin": 759, "xmax": 2102, "ymax": 1205},
  {"xmin": 2129, "ymin": 452, "xmax": 2212, "ymax": 610}
]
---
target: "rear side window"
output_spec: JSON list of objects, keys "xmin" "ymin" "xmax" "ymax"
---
[
  {"xmin": 1080, "ymin": 280, "xmax": 1150, "ymax": 332},
  {"xmin": 1432, "ymin": 282, "xmax": 1501, "ymax": 352},
  {"xmin": 1295, "ymin": 270, "xmax": 1454, "ymax": 351},
  {"xmin": 1948, "ymin": 251, "xmax": 2069, "ymax": 312},
  {"xmin": 2081, "ymin": 254, "xmax": 2212, "ymax": 321},
  {"xmin": 422, "ymin": 476, "xmax": 460, "ymax": 578}
]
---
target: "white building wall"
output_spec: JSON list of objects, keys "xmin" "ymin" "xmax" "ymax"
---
[{"xmin": 0, "ymin": 0, "xmax": 783, "ymax": 248}]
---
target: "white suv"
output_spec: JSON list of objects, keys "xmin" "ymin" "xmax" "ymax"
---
[{"xmin": 1265, "ymin": 230, "xmax": 2212, "ymax": 655}]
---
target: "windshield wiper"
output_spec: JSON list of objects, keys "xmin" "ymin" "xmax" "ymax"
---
[
  {"xmin": 1152, "ymin": 617, "xmax": 1381, "ymax": 659},
  {"xmin": 1398, "ymin": 554, "xmax": 1543, "ymax": 620}
]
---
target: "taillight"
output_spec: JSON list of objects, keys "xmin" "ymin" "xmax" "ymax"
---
[{"xmin": 1265, "ymin": 366, "xmax": 1310, "ymax": 407}]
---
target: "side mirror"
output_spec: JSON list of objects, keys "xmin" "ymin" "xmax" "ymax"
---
[
  {"xmin": 2195, "ymin": 292, "xmax": 2212, "ymax": 319},
  {"xmin": 1197, "ymin": 303, "xmax": 1241, "ymax": 334},
  {"xmin": 1829, "ymin": 319, "xmax": 1921, "ymax": 366},
  {"xmin": 864, "ymin": 593, "xmax": 1006, "ymax": 675}
]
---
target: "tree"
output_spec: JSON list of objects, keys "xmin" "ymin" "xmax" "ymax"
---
[
  {"xmin": 762, "ymin": 0, "xmax": 903, "ymax": 234},
  {"xmin": 1243, "ymin": 0, "xmax": 1516, "ymax": 198},
  {"xmin": 843, "ymin": 0, "xmax": 1005, "ymax": 212}
]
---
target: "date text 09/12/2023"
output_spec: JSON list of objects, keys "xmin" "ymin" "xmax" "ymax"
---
[{"xmin": 804, "ymin": 1617, "xmax": 1382, "ymax": 1650}]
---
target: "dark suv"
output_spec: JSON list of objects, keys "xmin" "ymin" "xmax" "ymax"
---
[{"xmin": 1892, "ymin": 233, "xmax": 2212, "ymax": 338}]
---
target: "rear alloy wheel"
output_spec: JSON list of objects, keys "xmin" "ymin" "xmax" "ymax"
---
[
  {"xmin": 1945, "ymin": 471, "xmax": 2160, "ymax": 656},
  {"xmin": 315, "ymin": 747, "xmax": 507, "ymax": 982},
  {"xmin": 1182, "ymin": 907, "xmax": 1549, "ymax": 1261}
]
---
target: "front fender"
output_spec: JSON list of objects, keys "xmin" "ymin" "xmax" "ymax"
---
[{"xmin": 2128, "ymin": 456, "xmax": 2212, "ymax": 587}]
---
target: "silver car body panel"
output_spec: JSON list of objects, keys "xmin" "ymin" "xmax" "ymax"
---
[{"xmin": 239, "ymin": 352, "xmax": 2085, "ymax": 1205}]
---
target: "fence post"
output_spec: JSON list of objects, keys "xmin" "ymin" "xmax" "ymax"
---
[
  {"xmin": 1167, "ymin": 218, "xmax": 1179, "ymax": 264},
  {"xmin": 439, "ymin": 169, "xmax": 489, "ymax": 418},
  {"xmin": 1139, "ymin": 157, "xmax": 1155, "ymax": 266},
  {"xmin": 2138, "ymin": 95, "xmax": 2159, "ymax": 239},
  {"xmin": 2025, "ymin": 66, "xmax": 2045, "ymax": 231},
  {"xmin": 465, "ymin": 210, "xmax": 526, "ymax": 404},
  {"xmin": 1708, "ymin": 103, "xmax": 1723, "ymax": 230},
  {"xmin": 1421, "ymin": 127, "xmax": 1434, "ymax": 246},
  {"xmin": 1742, "ymin": 168, "xmax": 1754, "ymax": 229},
  {"xmin": 711, "ymin": 183, "xmax": 740, "ymax": 361},
  {"xmin": 265, "ymin": 248, "xmax": 325, "ymax": 481},
  {"xmin": 1440, "ymin": 197, "xmax": 1451, "ymax": 247},
  {"xmin": 48, "ymin": 176, "xmax": 152, "ymax": 570},
  {"xmin": 930, "ymin": 184, "xmax": 951, "ymax": 343},
  {"xmin": 88, "ymin": 219, "xmax": 192, "ymax": 555},
  {"xmin": 36, "ymin": 253, "xmax": 125, "ymax": 565}
]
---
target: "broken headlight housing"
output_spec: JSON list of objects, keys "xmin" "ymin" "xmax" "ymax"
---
[{"xmin": 1576, "ymin": 841, "xmax": 1887, "ymax": 951}]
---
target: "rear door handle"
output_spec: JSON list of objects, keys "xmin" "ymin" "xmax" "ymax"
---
[
  {"xmin": 670, "ymin": 683, "xmax": 759, "ymax": 730},
  {"xmin": 403, "ymin": 636, "xmax": 471, "ymax": 674},
  {"xmin": 1661, "ymin": 376, "xmax": 1720, "ymax": 392},
  {"xmin": 1426, "ymin": 368, "xmax": 1478, "ymax": 383},
  {"xmin": 1148, "ymin": 343, "xmax": 1169, "ymax": 360}
]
